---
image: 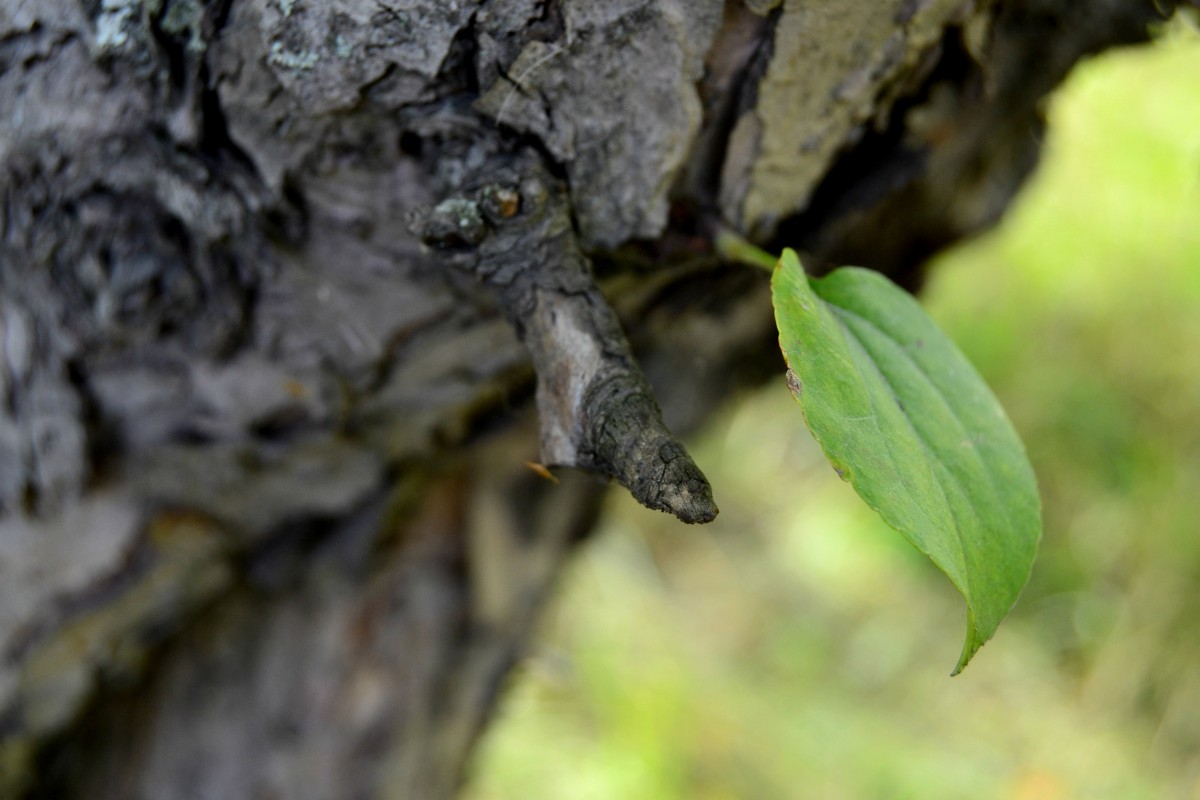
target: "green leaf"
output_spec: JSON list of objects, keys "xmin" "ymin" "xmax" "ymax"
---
[{"xmin": 771, "ymin": 249, "xmax": 1041, "ymax": 673}]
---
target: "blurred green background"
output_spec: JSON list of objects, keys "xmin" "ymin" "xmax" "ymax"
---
[{"xmin": 465, "ymin": 18, "xmax": 1200, "ymax": 800}]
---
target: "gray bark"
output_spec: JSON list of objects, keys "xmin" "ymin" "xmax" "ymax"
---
[{"xmin": 0, "ymin": 0, "xmax": 1183, "ymax": 797}]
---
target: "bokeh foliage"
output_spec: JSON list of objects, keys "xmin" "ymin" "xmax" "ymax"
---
[{"xmin": 466, "ymin": 18, "xmax": 1200, "ymax": 800}]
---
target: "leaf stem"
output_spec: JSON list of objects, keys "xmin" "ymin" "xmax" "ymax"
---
[{"xmin": 715, "ymin": 228, "xmax": 778, "ymax": 274}]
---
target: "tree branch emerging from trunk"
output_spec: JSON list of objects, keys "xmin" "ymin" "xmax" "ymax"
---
[{"xmin": 413, "ymin": 151, "xmax": 717, "ymax": 524}]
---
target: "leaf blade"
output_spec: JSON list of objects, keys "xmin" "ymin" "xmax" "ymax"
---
[{"xmin": 771, "ymin": 249, "xmax": 1041, "ymax": 673}]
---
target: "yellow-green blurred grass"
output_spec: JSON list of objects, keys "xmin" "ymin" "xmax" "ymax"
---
[{"xmin": 466, "ymin": 18, "xmax": 1200, "ymax": 800}]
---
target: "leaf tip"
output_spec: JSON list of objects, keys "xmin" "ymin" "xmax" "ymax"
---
[{"xmin": 951, "ymin": 612, "xmax": 989, "ymax": 675}]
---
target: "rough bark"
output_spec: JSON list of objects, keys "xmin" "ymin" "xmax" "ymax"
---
[{"xmin": 0, "ymin": 0, "xmax": 1185, "ymax": 797}]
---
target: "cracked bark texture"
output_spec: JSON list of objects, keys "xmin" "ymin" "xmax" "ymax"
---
[{"xmin": 0, "ymin": 0, "xmax": 1186, "ymax": 797}]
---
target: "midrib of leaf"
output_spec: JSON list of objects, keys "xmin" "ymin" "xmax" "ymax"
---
[
  {"xmin": 829, "ymin": 304, "xmax": 976, "ymax": 604},
  {"xmin": 830, "ymin": 302, "xmax": 1020, "ymax": 543}
]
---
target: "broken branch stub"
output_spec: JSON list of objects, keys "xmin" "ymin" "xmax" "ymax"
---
[{"xmin": 413, "ymin": 154, "xmax": 717, "ymax": 524}]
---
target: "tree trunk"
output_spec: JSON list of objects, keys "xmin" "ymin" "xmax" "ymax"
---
[{"xmin": 0, "ymin": 0, "xmax": 1182, "ymax": 796}]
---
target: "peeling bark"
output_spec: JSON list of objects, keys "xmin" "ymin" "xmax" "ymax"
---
[{"xmin": 0, "ymin": 0, "xmax": 1186, "ymax": 797}]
